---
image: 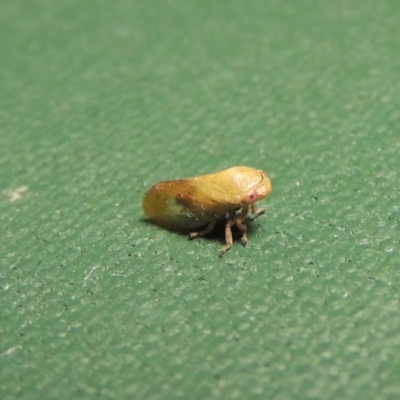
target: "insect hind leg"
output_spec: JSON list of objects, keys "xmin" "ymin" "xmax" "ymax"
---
[{"xmin": 189, "ymin": 219, "xmax": 217, "ymax": 240}]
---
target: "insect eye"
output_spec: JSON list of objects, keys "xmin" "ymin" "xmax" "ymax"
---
[{"xmin": 243, "ymin": 189, "xmax": 259, "ymax": 204}]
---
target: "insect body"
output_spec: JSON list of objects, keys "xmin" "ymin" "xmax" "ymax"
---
[{"xmin": 142, "ymin": 166, "xmax": 272, "ymax": 256}]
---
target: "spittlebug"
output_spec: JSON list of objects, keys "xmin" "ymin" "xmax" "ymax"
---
[{"xmin": 142, "ymin": 166, "xmax": 272, "ymax": 256}]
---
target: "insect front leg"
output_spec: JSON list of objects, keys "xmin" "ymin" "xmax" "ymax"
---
[
  {"xmin": 220, "ymin": 211, "xmax": 237, "ymax": 257},
  {"xmin": 189, "ymin": 219, "xmax": 217, "ymax": 240},
  {"xmin": 235, "ymin": 206, "xmax": 250, "ymax": 247},
  {"xmin": 250, "ymin": 204, "xmax": 266, "ymax": 219}
]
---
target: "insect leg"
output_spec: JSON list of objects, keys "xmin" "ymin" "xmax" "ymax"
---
[
  {"xmin": 220, "ymin": 211, "xmax": 236, "ymax": 257},
  {"xmin": 189, "ymin": 219, "xmax": 217, "ymax": 240},
  {"xmin": 250, "ymin": 204, "xmax": 266, "ymax": 219},
  {"xmin": 235, "ymin": 206, "xmax": 250, "ymax": 247}
]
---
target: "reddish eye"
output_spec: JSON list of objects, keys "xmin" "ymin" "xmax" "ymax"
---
[{"xmin": 242, "ymin": 189, "xmax": 259, "ymax": 204}]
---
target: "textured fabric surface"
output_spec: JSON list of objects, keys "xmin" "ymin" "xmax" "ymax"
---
[{"xmin": 1, "ymin": 1, "xmax": 400, "ymax": 399}]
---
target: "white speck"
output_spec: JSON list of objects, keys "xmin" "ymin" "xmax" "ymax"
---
[
  {"xmin": 1, "ymin": 345, "xmax": 21, "ymax": 356},
  {"xmin": 6, "ymin": 186, "xmax": 29, "ymax": 201},
  {"xmin": 84, "ymin": 265, "xmax": 99, "ymax": 281}
]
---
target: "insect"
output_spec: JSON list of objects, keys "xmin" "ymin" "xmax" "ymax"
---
[{"xmin": 142, "ymin": 166, "xmax": 272, "ymax": 256}]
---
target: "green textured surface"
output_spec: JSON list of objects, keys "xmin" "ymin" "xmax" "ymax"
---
[{"xmin": 1, "ymin": 1, "xmax": 400, "ymax": 399}]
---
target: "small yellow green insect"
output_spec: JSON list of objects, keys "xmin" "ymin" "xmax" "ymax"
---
[{"xmin": 143, "ymin": 166, "xmax": 272, "ymax": 256}]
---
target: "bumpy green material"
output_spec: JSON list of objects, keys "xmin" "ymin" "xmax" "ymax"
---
[{"xmin": 1, "ymin": 1, "xmax": 399, "ymax": 399}]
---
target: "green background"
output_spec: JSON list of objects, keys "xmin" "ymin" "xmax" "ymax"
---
[{"xmin": 1, "ymin": 1, "xmax": 400, "ymax": 399}]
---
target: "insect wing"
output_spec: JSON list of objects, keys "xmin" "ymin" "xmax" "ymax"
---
[{"xmin": 143, "ymin": 180, "xmax": 211, "ymax": 231}]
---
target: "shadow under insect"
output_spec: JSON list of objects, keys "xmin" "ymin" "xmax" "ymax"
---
[{"xmin": 141, "ymin": 212, "xmax": 262, "ymax": 256}]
